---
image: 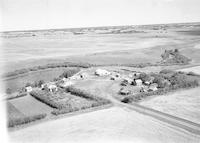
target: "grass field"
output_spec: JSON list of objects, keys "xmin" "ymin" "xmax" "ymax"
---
[
  {"xmin": 139, "ymin": 87, "xmax": 200, "ymax": 124},
  {"xmin": 8, "ymin": 95, "xmax": 53, "ymax": 116},
  {"xmin": 9, "ymin": 107, "xmax": 200, "ymax": 143}
]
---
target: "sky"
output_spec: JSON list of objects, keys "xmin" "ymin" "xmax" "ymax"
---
[{"xmin": 1, "ymin": 0, "xmax": 200, "ymax": 31}]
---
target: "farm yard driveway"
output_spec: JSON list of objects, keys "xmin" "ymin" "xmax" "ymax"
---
[{"xmin": 9, "ymin": 107, "xmax": 200, "ymax": 143}]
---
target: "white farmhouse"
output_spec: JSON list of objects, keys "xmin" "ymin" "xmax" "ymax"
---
[
  {"xmin": 95, "ymin": 69, "xmax": 110, "ymax": 76},
  {"xmin": 42, "ymin": 82, "xmax": 58, "ymax": 92}
]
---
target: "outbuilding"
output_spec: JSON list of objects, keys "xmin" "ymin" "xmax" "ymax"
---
[
  {"xmin": 25, "ymin": 86, "xmax": 32, "ymax": 92},
  {"xmin": 135, "ymin": 79, "xmax": 143, "ymax": 86},
  {"xmin": 119, "ymin": 88, "xmax": 131, "ymax": 95},
  {"xmin": 149, "ymin": 83, "xmax": 158, "ymax": 91}
]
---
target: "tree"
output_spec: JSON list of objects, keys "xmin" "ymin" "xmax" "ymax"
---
[
  {"xmin": 38, "ymin": 80, "xmax": 45, "ymax": 87},
  {"xmin": 6, "ymin": 88, "xmax": 12, "ymax": 94}
]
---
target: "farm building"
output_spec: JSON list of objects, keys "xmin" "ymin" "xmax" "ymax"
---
[
  {"xmin": 140, "ymin": 85, "xmax": 149, "ymax": 93},
  {"xmin": 144, "ymin": 77, "xmax": 155, "ymax": 85},
  {"xmin": 123, "ymin": 77, "xmax": 133, "ymax": 84},
  {"xmin": 25, "ymin": 86, "xmax": 32, "ymax": 92},
  {"xmin": 135, "ymin": 79, "xmax": 143, "ymax": 86},
  {"xmin": 119, "ymin": 88, "xmax": 131, "ymax": 95},
  {"xmin": 42, "ymin": 82, "xmax": 58, "ymax": 92},
  {"xmin": 95, "ymin": 69, "xmax": 111, "ymax": 76},
  {"xmin": 110, "ymin": 76, "xmax": 116, "ymax": 80},
  {"xmin": 59, "ymin": 81, "xmax": 74, "ymax": 88},
  {"xmin": 80, "ymin": 73, "xmax": 88, "ymax": 79},
  {"xmin": 149, "ymin": 83, "xmax": 158, "ymax": 91}
]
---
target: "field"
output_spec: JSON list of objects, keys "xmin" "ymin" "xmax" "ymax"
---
[
  {"xmin": 139, "ymin": 87, "xmax": 200, "ymax": 124},
  {"xmin": 9, "ymin": 107, "xmax": 200, "ymax": 143},
  {"xmin": 4, "ymin": 67, "xmax": 78, "ymax": 93},
  {"xmin": 7, "ymin": 102, "xmax": 25, "ymax": 120},
  {"xmin": 8, "ymin": 95, "xmax": 53, "ymax": 116},
  {"xmin": 2, "ymin": 23, "xmax": 200, "ymax": 73}
]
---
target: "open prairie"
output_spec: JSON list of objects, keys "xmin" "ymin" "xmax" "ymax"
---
[
  {"xmin": 139, "ymin": 87, "xmax": 200, "ymax": 124},
  {"xmin": 9, "ymin": 107, "xmax": 200, "ymax": 143},
  {"xmin": 2, "ymin": 23, "xmax": 200, "ymax": 73}
]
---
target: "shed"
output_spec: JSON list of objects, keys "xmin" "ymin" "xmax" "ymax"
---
[
  {"xmin": 119, "ymin": 88, "xmax": 131, "ymax": 95},
  {"xmin": 123, "ymin": 78, "xmax": 133, "ymax": 84},
  {"xmin": 149, "ymin": 83, "xmax": 158, "ymax": 91},
  {"xmin": 25, "ymin": 86, "xmax": 32, "ymax": 92}
]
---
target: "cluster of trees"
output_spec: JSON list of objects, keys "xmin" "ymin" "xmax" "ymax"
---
[
  {"xmin": 4, "ymin": 62, "xmax": 91, "ymax": 78},
  {"xmin": 161, "ymin": 49, "xmax": 191, "ymax": 64},
  {"xmin": 25, "ymin": 80, "xmax": 45, "ymax": 88},
  {"xmin": 59, "ymin": 68, "xmax": 80, "ymax": 78},
  {"xmin": 122, "ymin": 69, "xmax": 199, "ymax": 103},
  {"xmin": 8, "ymin": 114, "xmax": 46, "ymax": 127}
]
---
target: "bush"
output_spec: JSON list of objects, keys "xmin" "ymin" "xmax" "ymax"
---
[
  {"xmin": 8, "ymin": 114, "xmax": 46, "ymax": 127},
  {"xmin": 65, "ymin": 86, "xmax": 111, "ymax": 104},
  {"xmin": 51, "ymin": 100, "xmax": 106, "ymax": 116},
  {"xmin": 187, "ymin": 71, "xmax": 200, "ymax": 76},
  {"xmin": 6, "ymin": 88, "xmax": 12, "ymax": 94},
  {"xmin": 159, "ymin": 69, "xmax": 176, "ymax": 74}
]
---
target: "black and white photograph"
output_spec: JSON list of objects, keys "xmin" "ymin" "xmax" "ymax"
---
[{"xmin": 0, "ymin": 0, "xmax": 200, "ymax": 142}]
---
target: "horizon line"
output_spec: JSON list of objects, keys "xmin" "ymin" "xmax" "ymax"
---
[{"xmin": 1, "ymin": 21, "xmax": 200, "ymax": 33}]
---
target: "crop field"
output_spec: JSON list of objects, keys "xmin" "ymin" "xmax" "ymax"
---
[
  {"xmin": 8, "ymin": 95, "xmax": 53, "ymax": 116},
  {"xmin": 7, "ymin": 102, "xmax": 25, "ymax": 120},
  {"xmin": 139, "ymin": 87, "xmax": 200, "ymax": 124},
  {"xmin": 9, "ymin": 107, "xmax": 200, "ymax": 143}
]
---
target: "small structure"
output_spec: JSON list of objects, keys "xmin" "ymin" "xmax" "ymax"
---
[
  {"xmin": 119, "ymin": 88, "xmax": 131, "ymax": 95},
  {"xmin": 123, "ymin": 78, "xmax": 133, "ymax": 84},
  {"xmin": 148, "ymin": 83, "xmax": 158, "ymax": 91},
  {"xmin": 25, "ymin": 86, "xmax": 32, "ymax": 92},
  {"xmin": 60, "ymin": 81, "xmax": 74, "ymax": 88},
  {"xmin": 110, "ymin": 76, "xmax": 116, "ymax": 80},
  {"xmin": 80, "ymin": 73, "xmax": 88, "ymax": 79},
  {"xmin": 140, "ymin": 85, "xmax": 148, "ymax": 93},
  {"xmin": 95, "ymin": 69, "xmax": 110, "ymax": 76},
  {"xmin": 135, "ymin": 79, "xmax": 143, "ymax": 86}
]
